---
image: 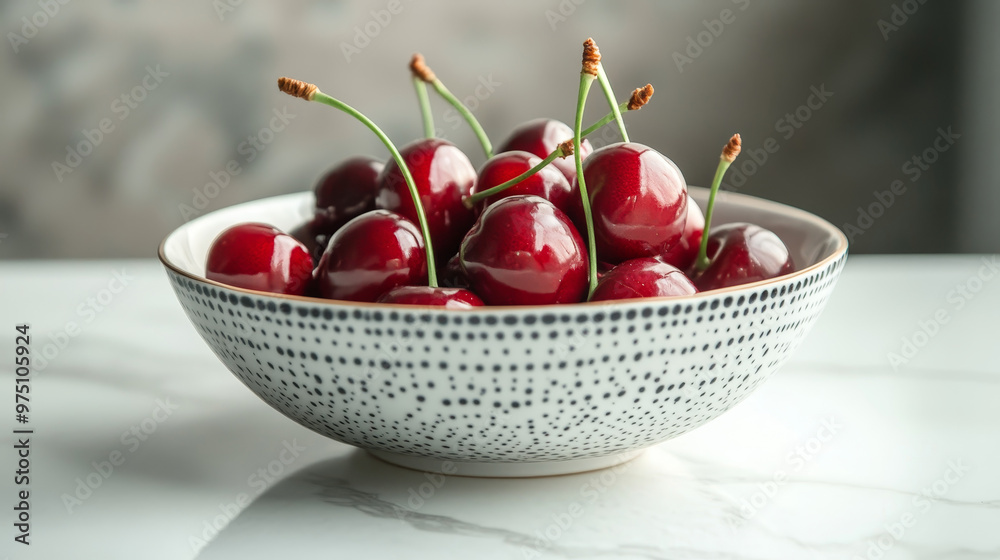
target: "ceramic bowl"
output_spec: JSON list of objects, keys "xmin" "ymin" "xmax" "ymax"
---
[{"xmin": 159, "ymin": 187, "xmax": 847, "ymax": 477}]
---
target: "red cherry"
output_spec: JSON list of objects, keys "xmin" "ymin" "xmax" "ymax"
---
[
  {"xmin": 659, "ymin": 195, "xmax": 705, "ymax": 270},
  {"xmin": 575, "ymin": 142, "xmax": 688, "ymax": 264},
  {"xmin": 206, "ymin": 223, "xmax": 313, "ymax": 296},
  {"xmin": 496, "ymin": 118, "xmax": 592, "ymax": 182},
  {"xmin": 288, "ymin": 216, "xmax": 329, "ymax": 266},
  {"xmin": 589, "ymin": 257, "xmax": 697, "ymax": 302},
  {"xmin": 460, "ymin": 195, "xmax": 588, "ymax": 306},
  {"xmin": 688, "ymin": 223, "xmax": 794, "ymax": 291},
  {"xmin": 314, "ymin": 210, "xmax": 427, "ymax": 302},
  {"xmin": 377, "ymin": 286, "xmax": 484, "ymax": 308},
  {"xmin": 313, "ymin": 156, "xmax": 384, "ymax": 235},
  {"xmin": 440, "ymin": 253, "xmax": 471, "ymax": 290},
  {"xmin": 289, "ymin": 157, "xmax": 383, "ymax": 265},
  {"xmin": 470, "ymin": 150, "xmax": 574, "ymax": 215},
  {"xmin": 375, "ymin": 138, "xmax": 476, "ymax": 264}
]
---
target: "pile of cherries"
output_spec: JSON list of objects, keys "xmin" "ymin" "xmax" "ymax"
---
[{"xmin": 206, "ymin": 42, "xmax": 794, "ymax": 309}]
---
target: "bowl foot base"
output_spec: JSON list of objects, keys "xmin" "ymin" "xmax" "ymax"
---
[{"xmin": 367, "ymin": 449, "xmax": 645, "ymax": 478}]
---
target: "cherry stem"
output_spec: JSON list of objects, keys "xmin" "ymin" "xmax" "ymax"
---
[
  {"xmin": 596, "ymin": 64, "xmax": 629, "ymax": 143},
  {"xmin": 310, "ymin": 90, "xmax": 438, "ymax": 286},
  {"xmin": 412, "ymin": 76, "xmax": 435, "ymax": 139},
  {"xmin": 428, "ymin": 78, "xmax": 493, "ymax": 159},
  {"xmin": 463, "ymin": 100, "xmax": 634, "ymax": 209},
  {"xmin": 695, "ymin": 136, "xmax": 741, "ymax": 271},
  {"xmin": 582, "ymin": 100, "xmax": 629, "ymax": 137},
  {"xmin": 574, "ymin": 73, "xmax": 599, "ymax": 297}
]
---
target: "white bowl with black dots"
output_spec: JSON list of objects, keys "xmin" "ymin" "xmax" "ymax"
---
[{"xmin": 159, "ymin": 188, "xmax": 848, "ymax": 477}]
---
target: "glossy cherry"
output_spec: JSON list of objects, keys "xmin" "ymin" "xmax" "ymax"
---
[
  {"xmin": 470, "ymin": 150, "xmax": 574, "ymax": 214},
  {"xmin": 206, "ymin": 223, "xmax": 313, "ymax": 296},
  {"xmin": 688, "ymin": 222, "xmax": 795, "ymax": 291},
  {"xmin": 314, "ymin": 210, "xmax": 427, "ymax": 302},
  {"xmin": 291, "ymin": 157, "xmax": 384, "ymax": 261},
  {"xmin": 589, "ymin": 257, "xmax": 697, "ymax": 302},
  {"xmin": 288, "ymin": 216, "xmax": 329, "ymax": 265},
  {"xmin": 375, "ymin": 138, "xmax": 476, "ymax": 264},
  {"xmin": 575, "ymin": 142, "xmax": 688, "ymax": 264},
  {"xmin": 313, "ymin": 156, "xmax": 384, "ymax": 234},
  {"xmin": 496, "ymin": 118, "xmax": 592, "ymax": 182},
  {"xmin": 377, "ymin": 286, "xmax": 484, "ymax": 308},
  {"xmin": 440, "ymin": 253, "xmax": 471, "ymax": 290},
  {"xmin": 659, "ymin": 195, "xmax": 705, "ymax": 271},
  {"xmin": 460, "ymin": 195, "xmax": 588, "ymax": 306}
]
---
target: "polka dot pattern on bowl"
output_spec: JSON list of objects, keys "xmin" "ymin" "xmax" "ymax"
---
[{"xmin": 165, "ymin": 251, "xmax": 846, "ymax": 464}]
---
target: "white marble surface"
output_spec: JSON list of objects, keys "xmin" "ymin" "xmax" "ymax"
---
[{"xmin": 1, "ymin": 256, "xmax": 999, "ymax": 559}]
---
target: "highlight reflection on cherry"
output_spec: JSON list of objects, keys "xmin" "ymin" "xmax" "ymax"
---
[
  {"xmin": 314, "ymin": 210, "xmax": 427, "ymax": 302},
  {"xmin": 460, "ymin": 195, "xmax": 588, "ymax": 306},
  {"xmin": 689, "ymin": 223, "xmax": 794, "ymax": 291},
  {"xmin": 375, "ymin": 138, "xmax": 477, "ymax": 265},
  {"xmin": 590, "ymin": 257, "xmax": 697, "ymax": 302},
  {"xmin": 575, "ymin": 142, "xmax": 688, "ymax": 264},
  {"xmin": 206, "ymin": 223, "xmax": 314, "ymax": 296}
]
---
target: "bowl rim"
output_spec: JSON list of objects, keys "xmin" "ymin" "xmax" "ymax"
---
[{"xmin": 158, "ymin": 187, "xmax": 848, "ymax": 311}]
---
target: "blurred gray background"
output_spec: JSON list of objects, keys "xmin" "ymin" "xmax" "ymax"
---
[{"xmin": 0, "ymin": 0, "xmax": 996, "ymax": 259}]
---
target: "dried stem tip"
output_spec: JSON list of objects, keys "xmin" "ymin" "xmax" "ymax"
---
[
  {"xmin": 557, "ymin": 139, "xmax": 575, "ymax": 157},
  {"xmin": 627, "ymin": 84, "xmax": 654, "ymax": 111},
  {"xmin": 278, "ymin": 77, "xmax": 317, "ymax": 101},
  {"xmin": 582, "ymin": 38, "xmax": 601, "ymax": 76},
  {"xmin": 722, "ymin": 133, "xmax": 742, "ymax": 163},
  {"xmin": 409, "ymin": 53, "xmax": 436, "ymax": 82}
]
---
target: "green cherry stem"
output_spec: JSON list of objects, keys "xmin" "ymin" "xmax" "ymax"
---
[
  {"xmin": 429, "ymin": 80, "xmax": 493, "ymax": 158},
  {"xmin": 463, "ymin": 84, "xmax": 655, "ymax": 209},
  {"xmin": 411, "ymin": 53, "xmax": 493, "ymax": 159},
  {"xmin": 577, "ymin": 38, "xmax": 601, "ymax": 297},
  {"xmin": 596, "ymin": 64, "xmax": 629, "ymax": 143},
  {"xmin": 277, "ymin": 77, "xmax": 438, "ymax": 286},
  {"xmin": 582, "ymin": 102, "xmax": 627, "ymax": 136},
  {"xmin": 695, "ymin": 134, "xmax": 742, "ymax": 272},
  {"xmin": 576, "ymin": 75, "xmax": 599, "ymax": 297},
  {"xmin": 412, "ymin": 75, "xmax": 435, "ymax": 139}
]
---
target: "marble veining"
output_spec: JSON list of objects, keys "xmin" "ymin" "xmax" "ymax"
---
[{"xmin": 1, "ymin": 258, "xmax": 998, "ymax": 560}]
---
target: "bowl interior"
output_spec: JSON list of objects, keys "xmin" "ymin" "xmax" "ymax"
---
[
  {"xmin": 162, "ymin": 187, "xmax": 845, "ymax": 282},
  {"xmin": 687, "ymin": 188, "xmax": 844, "ymax": 273}
]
